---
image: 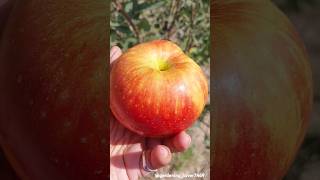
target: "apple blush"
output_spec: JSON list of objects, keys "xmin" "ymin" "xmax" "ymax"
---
[{"xmin": 110, "ymin": 40, "xmax": 208, "ymax": 137}]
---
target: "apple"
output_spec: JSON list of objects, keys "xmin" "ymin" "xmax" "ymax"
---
[
  {"xmin": 110, "ymin": 40, "xmax": 208, "ymax": 137},
  {"xmin": 0, "ymin": 0, "xmax": 108, "ymax": 180},
  {"xmin": 212, "ymin": 0, "xmax": 313, "ymax": 179}
]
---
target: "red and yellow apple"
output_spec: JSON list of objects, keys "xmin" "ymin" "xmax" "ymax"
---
[
  {"xmin": 212, "ymin": 0, "xmax": 313, "ymax": 179},
  {"xmin": 110, "ymin": 40, "xmax": 208, "ymax": 137}
]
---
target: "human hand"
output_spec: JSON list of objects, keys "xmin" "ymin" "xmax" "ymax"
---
[{"xmin": 110, "ymin": 46, "xmax": 192, "ymax": 180}]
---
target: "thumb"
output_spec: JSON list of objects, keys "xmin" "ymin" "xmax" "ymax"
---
[
  {"xmin": 110, "ymin": 46, "xmax": 122, "ymax": 64},
  {"xmin": 141, "ymin": 145, "xmax": 171, "ymax": 176}
]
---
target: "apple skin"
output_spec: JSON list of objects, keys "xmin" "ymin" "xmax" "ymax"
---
[
  {"xmin": 0, "ymin": 0, "xmax": 108, "ymax": 180},
  {"xmin": 110, "ymin": 40, "xmax": 208, "ymax": 137},
  {"xmin": 212, "ymin": 0, "xmax": 313, "ymax": 179}
]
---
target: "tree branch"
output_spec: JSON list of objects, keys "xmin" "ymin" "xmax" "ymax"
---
[
  {"xmin": 185, "ymin": 3, "xmax": 196, "ymax": 52},
  {"xmin": 112, "ymin": 0, "xmax": 141, "ymax": 42},
  {"xmin": 165, "ymin": 0, "xmax": 180, "ymax": 39}
]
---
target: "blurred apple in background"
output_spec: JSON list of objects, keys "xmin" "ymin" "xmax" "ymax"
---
[
  {"xmin": 212, "ymin": 0, "xmax": 313, "ymax": 179},
  {"xmin": 0, "ymin": 0, "xmax": 108, "ymax": 179},
  {"xmin": 110, "ymin": 40, "xmax": 208, "ymax": 137},
  {"xmin": 0, "ymin": 0, "xmax": 14, "ymax": 36},
  {"xmin": 0, "ymin": 149, "xmax": 18, "ymax": 180}
]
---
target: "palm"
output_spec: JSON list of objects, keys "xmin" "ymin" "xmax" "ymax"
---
[{"xmin": 110, "ymin": 115, "xmax": 146, "ymax": 180}]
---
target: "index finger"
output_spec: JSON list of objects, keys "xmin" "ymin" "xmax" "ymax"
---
[{"xmin": 163, "ymin": 131, "xmax": 191, "ymax": 153}]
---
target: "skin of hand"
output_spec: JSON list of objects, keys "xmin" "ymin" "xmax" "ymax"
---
[{"xmin": 110, "ymin": 46, "xmax": 191, "ymax": 180}]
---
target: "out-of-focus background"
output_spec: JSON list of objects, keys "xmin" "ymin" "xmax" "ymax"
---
[
  {"xmin": 271, "ymin": 0, "xmax": 320, "ymax": 179},
  {"xmin": 111, "ymin": 0, "xmax": 211, "ymax": 179},
  {"xmin": 110, "ymin": 0, "xmax": 210, "ymax": 66}
]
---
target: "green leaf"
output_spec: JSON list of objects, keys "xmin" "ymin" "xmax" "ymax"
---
[
  {"xmin": 116, "ymin": 25, "xmax": 131, "ymax": 35},
  {"xmin": 110, "ymin": 21, "xmax": 121, "ymax": 28},
  {"xmin": 185, "ymin": 0, "xmax": 194, "ymax": 7},
  {"xmin": 138, "ymin": 18, "xmax": 151, "ymax": 31},
  {"xmin": 123, "ymin": 37, "xmax": 138, "ymax": 50},
  {"xmin": 134, "ymin": 1, "xmax": 166, "ymax": 14},
  {"xmin": 124, "ymin": 2, "xmax": 133, "ymax": 13}
]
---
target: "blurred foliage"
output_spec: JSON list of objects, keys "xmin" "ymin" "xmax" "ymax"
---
[
  {"xmin": 171, "ymin": 146, "xmax": 194, "ymax": 170},
  {"xmin": 110, "ymin": 0, "xmax": 210, "ymax": 66}
]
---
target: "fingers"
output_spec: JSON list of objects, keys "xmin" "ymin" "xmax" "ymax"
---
[
  {"xmin": 134, "ymin": 138, "xmax": 171, "ymax": 176},
  {"xmin": 123, "ymin": 143, "xmax": 144, "ymax": 180},
  {"xmin": 146, "ymin": 138, "xmax": 162, "ymax": 149},
  {"xmin": 122, "ymin": 141, "xmax": 172, "ymax": 178},
  {"xmin": 140, "ymin": 145, "xmax": 172, "ymax": 176},
  {"xmin": 110, "ymin": 46, "xmax": 122, "ymax": 64},
  {"xmin": 140, "ymin": 132, "xmax": 191, "ymax": 175},
  {"xmin": 164, "ymin": 131, "xmax": 191, "ymax": 152},
  {"xmin": 149, "ymin": 145, "xmax": 172, "ymax": 169}
]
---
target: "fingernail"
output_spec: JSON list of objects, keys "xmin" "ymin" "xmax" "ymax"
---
[{"xmin": 159, "ymin": 146, "xmax": 169, "ymax": 157}]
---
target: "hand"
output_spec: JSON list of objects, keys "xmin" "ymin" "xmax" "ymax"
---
[{"xmin": 110, "ymin": 46, "xmax": 192, "ymax": 180}]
